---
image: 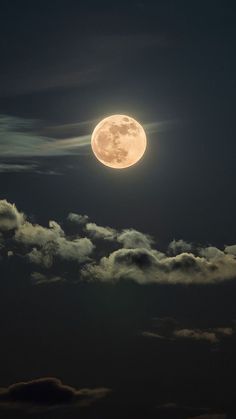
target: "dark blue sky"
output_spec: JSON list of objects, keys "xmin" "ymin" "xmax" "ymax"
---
[
  {"xmin": 0, "ymin": 1, "xmax": 236, "ymax": 246},
  {"xmin": 0, "ymin": 2, "xmax": 236, "ymax": 419}
]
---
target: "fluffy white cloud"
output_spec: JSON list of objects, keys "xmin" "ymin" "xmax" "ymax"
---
[
  {"xmin": 0, "ymin": 199, "xmax": 236, "ymax": 286},
  {"xmin": 82, "ymin": 247, "xmax": 236, "ymax": 285},
  {"xmin": 67, "ymin": 213, "xmax": 89, "ymax": 225},
  {"xmin": 85, "ymin": 223, "xmax": 116, "ymax": 240},
  {"xmin": 225, "ymin": 244, "xmax": 236, "ymax": 256},
  {"xmin": 28, "ymin": 237, "xmax": 94, "ymax": 268},
  {"xmin": 15, "ymin": 220, "xmax": 64, "ymax": 246},
  {"xmin": 0, "ymin": 200, "xmax": 25, "ymax": 231},
  {"xmin": 199, "ymin": 246, "xmax": 225, "ymax": 260},
  {"xmin": 117, "ymin": 229, "xmax": 153, "ymax": 249}
]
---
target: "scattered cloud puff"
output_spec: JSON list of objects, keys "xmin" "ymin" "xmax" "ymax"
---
[
  {"xmin": 0, "ymin": 199, "xmax": 236, "ymax": 285},
  {"xmin": 174, "ymin": 329, "xmax": 222, "ymax": 344},
  {"xmin": 142, "ymin": 317, "xmax": 235, "ymax": 344},
  {"xmin": 0, "ymin": 377, "xmax": 110, "ymax": 411},
  {"xmin": 85, "ymin": 223, "xmax": 117, "ymax": 241},
  {"xmin": 67, "ymin": 212, "xmax": 89, "ymax": 225}
]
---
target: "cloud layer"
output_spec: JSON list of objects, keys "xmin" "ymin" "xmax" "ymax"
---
[{"xmin": 0, "ymin": 199, "xmax": 236, "ymax": 285}]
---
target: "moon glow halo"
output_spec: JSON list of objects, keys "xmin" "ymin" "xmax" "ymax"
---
[{"xmin": 91, "ymin": 115, "xmax": 147, "ymax": 169}]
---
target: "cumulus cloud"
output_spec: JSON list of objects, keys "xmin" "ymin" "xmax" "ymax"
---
[
  {"xmin": 27, "ymin": 236, "xmax": 94, "ymax": 269},
  {"xmin": 142, "ymin": 318, "xmax": 235, "ymax": 344},
  {"xmin": 0, "ymin": 377, "xmax": 110, "ymax": 410},
  {"xmin": 85, "ymin": 223, "xmax": 117, "ymax": 241},
  {"xmin": 168, "ymin": 239, "xmax": 192, "ymax": 255},
  {"xmin": 0, "ymin": 200, "xmax": 94, "ymax": 275},
  {"xmin": 82, "ymin": 247, "xmax": 236, "ymax": 285},
  {"xmin": 0, "ymin": 198, "xmax": 236, "ymax": 286},
  {"xmin": 225, "ymin": 244, "xmax": 236, "ymax": 256},
  {"xmin": 67, "ymin": 213, "xmax": 89, "ymax": 225},
  {"xmin": 199, "ymin": 246, "xmax": 225, "ymax": 260},
  {"xmin": 15, "ymin": 220, "xmax": 64, "ymax": 246},
  {"xmin": 13, "ymin": 218, "xmax": 94, "ymax": 269},
  {"xmin": 0, "ymin": 200, "xmax": 25, "ymax": 231},
  {"xmin": 117, "ymin": 229, "xmax": 154, "ymax": 249}
]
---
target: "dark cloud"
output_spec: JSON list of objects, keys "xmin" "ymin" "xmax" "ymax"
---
[{"xmin": 0, "ymin": 377, "xmax": 110, "ymax": 411}]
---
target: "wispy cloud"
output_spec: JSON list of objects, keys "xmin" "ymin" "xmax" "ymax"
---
[
  {"xmin": 0, "ymin": 115, "xmax": 91, "ymax": 158},
  {"xmin": 0, "ymin": 114, "xmax": 175, "ymax": 172},
  {"xmin": 142, "ymin": 318, "xmax": 235, "ymax": 345},
  {"xmin": 0, "ymin": 163, "xmax": 37, "ymax": 173}
]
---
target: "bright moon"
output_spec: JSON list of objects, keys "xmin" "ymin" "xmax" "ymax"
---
[{"xmin": 91, "ymin": 114, "xmax": 147, "ymax": 169}]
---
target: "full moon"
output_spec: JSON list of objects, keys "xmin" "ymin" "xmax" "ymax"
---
[{"xmin": 91, "ymin": 114, "xmax": 147, "ymax": 169}]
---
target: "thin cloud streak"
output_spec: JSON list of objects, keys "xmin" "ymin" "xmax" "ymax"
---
[{"xmin": 0, "ymin": 114, "xmax": 176, "ymax": 161}]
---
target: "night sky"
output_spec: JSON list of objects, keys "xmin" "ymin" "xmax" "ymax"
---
[{"xmin": 0, "ymin": 2, "xmax": 236, "ymax": 418}]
